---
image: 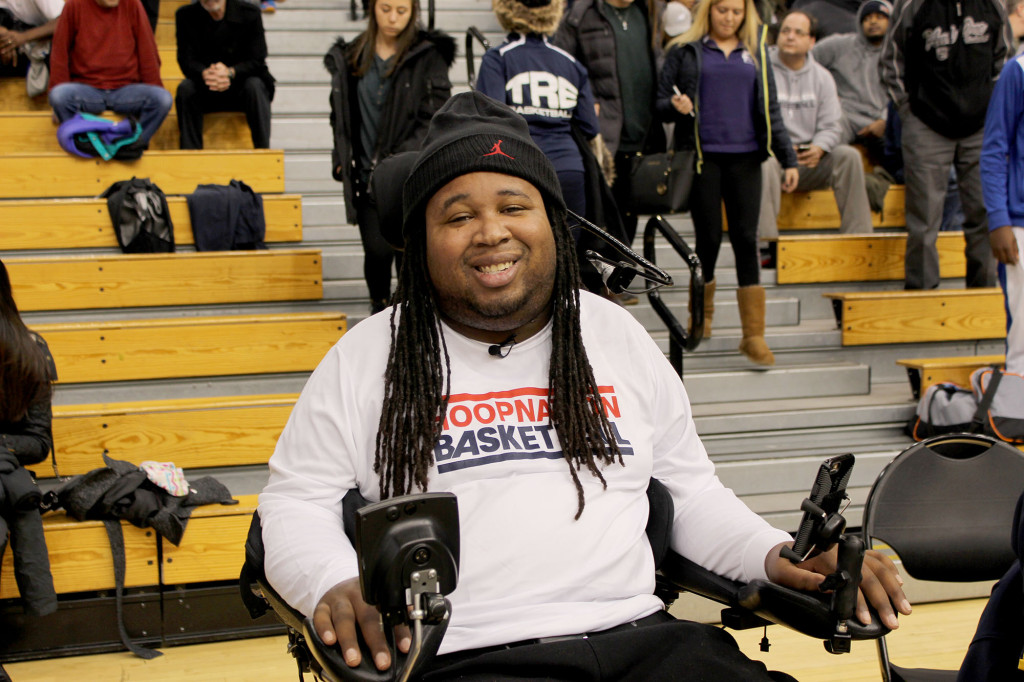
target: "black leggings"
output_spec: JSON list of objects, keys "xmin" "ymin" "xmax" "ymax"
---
[
  {"xmin": 688, "ymin": 151, "xmax": 763, "ymax": 287},
  {"xmin": 356, "ymin": 197, "xmax": 401, "ymax": 304}
]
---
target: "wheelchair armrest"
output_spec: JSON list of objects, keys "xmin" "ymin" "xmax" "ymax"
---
[{"xmin": 659, "ymin": 550, "xmax": 889, "ymax": 642}]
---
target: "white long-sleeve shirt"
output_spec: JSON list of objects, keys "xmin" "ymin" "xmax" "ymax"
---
[{"xmin": 259, "ymin": 291, "xmax": 791, "ymax": 655}]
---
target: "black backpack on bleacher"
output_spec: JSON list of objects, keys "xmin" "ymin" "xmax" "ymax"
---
[{"xmin": 101, "ymin": 177, "xmax": 175, "ymax": 253}]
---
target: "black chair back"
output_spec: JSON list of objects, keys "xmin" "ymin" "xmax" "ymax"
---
[{"xmin": 863, "ymin": 433, "xmax": 1024, "ymax": 582}]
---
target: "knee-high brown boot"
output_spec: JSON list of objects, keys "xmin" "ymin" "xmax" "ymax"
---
[
  {"xmin": 736, "ymin": 285, "xmax": 774, "ymax": 365},
  {"xmin": 689, "ymin": 278, "xmax": 715, "ymax": 338}
]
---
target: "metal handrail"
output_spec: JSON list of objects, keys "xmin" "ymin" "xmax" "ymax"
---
[
  {"xmin": 642, "ymin": 215, "xmax": 704, "ymax": 377},
  {"xmin": 465, "ymin": 26, "xmax": 490, "ymax": 88}
]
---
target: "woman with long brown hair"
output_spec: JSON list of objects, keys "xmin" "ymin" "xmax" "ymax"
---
[
  {"xmin": 324, "ymin": 0, "xmax": 455, "ymax": 315},
  {"xmin": 0, "ymin": 259, "xmax": 55, "ymax": 466}
]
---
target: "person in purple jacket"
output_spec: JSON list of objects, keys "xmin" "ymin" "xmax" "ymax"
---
[{"xmin": 657, "ymin": 0, "xmax": 796, "ymax": 366}]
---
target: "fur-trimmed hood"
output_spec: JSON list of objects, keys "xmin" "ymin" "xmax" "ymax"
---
[
  {"xmin": 493, "ymin": 0, "xmax": 565, "ymax": 36},
  {"xmin": 323, "ymin": 28, "xmax": 456, "ymax": 74}
]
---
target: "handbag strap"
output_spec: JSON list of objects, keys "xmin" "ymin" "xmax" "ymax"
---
[{"xmin": 972, "ymin": 367, "xmax": 1004, "ymax": 429}]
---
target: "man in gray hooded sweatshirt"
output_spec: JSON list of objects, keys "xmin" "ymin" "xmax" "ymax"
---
[
  {"xmin": 813, "ymin": 0, "xmax": 891, "ymax": 157},
  {"xmin": 759, "ymin": 9, "xmax": 873, "ymax": 243}
]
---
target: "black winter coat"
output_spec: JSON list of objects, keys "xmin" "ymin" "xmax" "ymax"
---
[
  {"xmin": 325, "ymin": 30, "xmax": 455, "ymax": 223},
  {"xmin": 552, "ymin": 0, "xmax": 664, "ymax": 156}
]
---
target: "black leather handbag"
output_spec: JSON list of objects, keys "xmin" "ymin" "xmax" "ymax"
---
[{"xmin": 629, "ymin": 149, "xmax": 696, "ymax": 215}]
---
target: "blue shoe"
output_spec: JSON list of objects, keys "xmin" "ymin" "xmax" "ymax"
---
[{"xmin": 261, "ymin": 0, "xmax": 276, "ymax": 12}]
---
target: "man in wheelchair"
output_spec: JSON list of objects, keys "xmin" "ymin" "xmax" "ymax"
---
[{"xmin": 257, "ymin": 91, "xmax": 911, "ymax": 680}]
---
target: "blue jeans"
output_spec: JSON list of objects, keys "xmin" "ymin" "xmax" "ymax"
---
[{"xmin": 49, "ymin": 82, "xmax": 173, "ymax": 144}]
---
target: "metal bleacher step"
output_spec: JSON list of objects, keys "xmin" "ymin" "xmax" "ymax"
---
[{"xmin": 679, "ymin": 361, "xmax": 870, "ymax": 405}]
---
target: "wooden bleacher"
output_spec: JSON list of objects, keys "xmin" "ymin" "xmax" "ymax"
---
[
  {"xmin": 0, "ymin": 150, "xmax": 284, "ymax": 198},
  {"xmin": 0, "ymin": 111, "xmax": 253, "ymax": 152},
  {"xmin": 777, "ymin": 232, "xmax": 965, "ymax": 284},
  {"xmin": 0, "ymin": 496, "xmax": 258, "ymax": 599},
  {"xmin": 29, "ymin": 394, "xmax": 299, "ymax": 479},
  {"xmin": 776, "ymin": 184, "xmax": 906, "ymax": 230},
  {"xmin": 38, "ymin": 312, "xmax": 344, "ymax": 383},
  {"xmin": 0, "ymin": 195, "xmax": 302, "ymax": 248},
  {"xmin": 896, "ymin": 355, "xmax": 1005, "ymax": 399},
  {"xmin": 6, "ymin": 250, "xmax": 323, "ymax": 311},
  {"xmin": 823, "ymin": 288, "xmax": 1006, "ymax": 346}
]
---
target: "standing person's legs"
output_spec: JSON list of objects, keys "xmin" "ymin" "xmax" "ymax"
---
[
  {"xmin": 954, "ymin": 130, "xmax": 997, "ymax": 288},
  {"xmin": 688, "ymin": 154, "xmax": 725, "ymax": 285},
  {"xmin": 758, "ymin": 155, "xmax": 783, "ymax": 241},
  {"xmin": 175, "ymin": 78, "xmax": 207, "ymax": 149},
  {"xmin": 824, "ymin": 144, "xmax": 873, "ymax": 234},
  {"xmin": 721, "ymin": 153, "xmax": 763, "ymax": 287},
  {"xmin": 721, "ymin": 152, "xmax": 774, "ymax": 365},
  {"xmin": 238, "ymin": 76, "xmax": 271, "ymax": 149},
  {"xmin": 611, "ymin": 150, "xmax": 639, "ymax": 246},
  {"xmin": 48, "ymin": 82, "xmax": 107, "ymax": 122},
  {"xmin": 1002, "ymin": 227, "xmax": 1024, "ymax": 374},
  {"xmin": 105, "ymin": 83, "xmax": 173, "ymax": 144},
  {"xmin": 901, "ymin": 110, "xmax": 956, "ymax": 289},
  {"xmin": 356, "ymin": 196, "xmax": 396, "ymax": 313}
]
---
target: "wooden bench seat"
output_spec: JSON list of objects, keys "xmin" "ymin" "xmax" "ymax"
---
[
  {"xmin": 0, "ymin": 517, "xmax": 157, "ymax": 598},
  {"xmin": 6, "ymin": 249, "xmax": 322, "ymax": 312},
  {"xmin": 35, "ymin": 312, "xmax": 345, "ymax": 383},
  {"xmin": 0, "ymin": 195, "xmax": 301, "ymax": 249},
  {"xmin": 26, "ymin": 394, "xmax": 299, "ymax": 479},
  {"xmin": 161, "ymin": 495, "xmax": 257, "ymax": 585},
  {"xmin": 1, "ymin": 77, "xmax": 185, "ymax": 113},
  {"xmin": 823, "ymin": 289, "xmax": 1006, "ymax": 346},
  {"xmin": 896, "ymin": 355, "xmax": 1006, "ymax": 399},
  {"xmin": 0, "ymin": 149, "xmax": 284, "ymax": 198},
  {"xmin": 0, "ymin": 111, "xmax": 253, "ymax": 152},
  {"xmin": 0, "ymin": 78, "xmax": 47, "ymax": 112},
  {"xmin": 777, "ymin": 232, "xmax": 966, "ymax": 284},
  {"xmin": 0, "ymin": 495, "xmax": 256, "ymax": 598},
  {"xmin": 777, "ymin": 185, "xmax": 906, "ymax": 231}
]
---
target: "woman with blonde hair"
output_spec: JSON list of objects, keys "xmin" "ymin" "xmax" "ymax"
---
[{"xmin": 656, "ymin": 0, "xmax": 796, "ymax": 365}]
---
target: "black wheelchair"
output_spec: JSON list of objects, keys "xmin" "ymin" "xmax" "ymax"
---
[{"xmin": 239, "ymin": 454, "xmax": 889, "ymax": 682}]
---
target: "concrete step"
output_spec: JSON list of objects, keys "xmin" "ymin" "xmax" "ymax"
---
[
  {"xmin": 273, "ymin": 84, "xmax": 330, "ymax": 115},
  {"xmin": 270, "ymin": 117, "xmax": 332, "ymax": 151},
  {"xmin": 681, "ymin": 361, "xmax": 870, "ymax": 405},
  {"xmin": 262, "ymin": 8, "xmax": 501, "ymax": 33}
]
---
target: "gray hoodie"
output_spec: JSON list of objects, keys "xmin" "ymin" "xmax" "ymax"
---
[
  {"xmin": 812, "ymin": 2, "xmax": 887, "ymax": 138},
  {"xmin": 767, "ymin": 46, "xmax": 843, "ymax": 152}
]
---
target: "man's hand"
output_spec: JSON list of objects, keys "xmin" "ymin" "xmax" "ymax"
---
[
  {"xmin": 202, "ymin": 62, "xmax": 232, "ymax": 92},
  {"xmin": 781, "ymin": 167, "xmax": 799, "ymax": 193},
  {"xmin": 990, "ymin": 225, "xmax": 1021, "ymax": 265},
  {"xmin": 858, "ymin": 119, "xmax": 886, "ymax": 139},
  {"xmin": 312, "ymin": 578, "xmax": 411, "ymax": 671},
  {"xmin": 765, "ymin": 542, "xmax": 912, "ymax": 631},
  {"xmin": 0, "ymin": 26, "xmax": 22, "ymax": 65},
  {"xmin": 796, "ymin": 144, "xmax": 825, "ymax": 169}
]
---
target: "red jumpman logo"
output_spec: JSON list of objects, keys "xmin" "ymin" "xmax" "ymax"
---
[{"xmin": 483, "ymin": 140, "xmax": 515, "ymax": 159}]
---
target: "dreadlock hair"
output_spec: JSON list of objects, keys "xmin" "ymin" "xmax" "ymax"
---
[{"xmin": 374, "ymin": 205, "xmax": 624, "ymax": 519}]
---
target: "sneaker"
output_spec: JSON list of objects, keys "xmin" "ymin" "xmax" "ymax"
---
[{"xmin": 261, "ymin": 0, "xmax": 276, "ymax": 12}]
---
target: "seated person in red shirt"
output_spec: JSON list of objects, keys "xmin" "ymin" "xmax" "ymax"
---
[
  {"xmin": 48, "ymin": 0, "xmax": 172, "ymax": 146},
  {"xmin": 175, "ymin": 0, "xmax": 275, "ymax": 149}
]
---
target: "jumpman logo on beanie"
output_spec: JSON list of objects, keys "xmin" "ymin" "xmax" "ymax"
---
[{"xmin": 483, "ymin": 140, "xmax": 515, "ymax": 159}]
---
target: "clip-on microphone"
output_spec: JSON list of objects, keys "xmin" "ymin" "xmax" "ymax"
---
[
  {"xmin": 488, "ymin": 334, "xmax": 517, "ymax": 358},
  {"xmin": 568, "ymin": 210, "xmax": 673, "ymax": 294}
]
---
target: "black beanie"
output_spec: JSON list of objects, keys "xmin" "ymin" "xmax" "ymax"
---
[{"xmin": 375, "ymin": 91, "xmax": 565, "ymax": 249}]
